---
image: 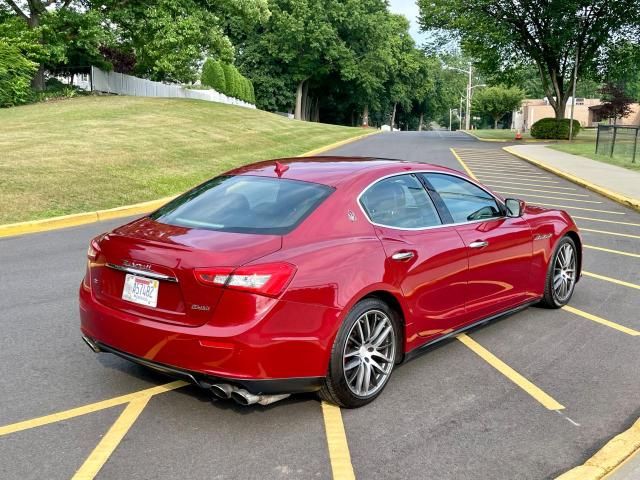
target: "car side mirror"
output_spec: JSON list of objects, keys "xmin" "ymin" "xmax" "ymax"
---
[{"xmin": 505, "ymin": 198, "xmax": 525, "ymax": 217}]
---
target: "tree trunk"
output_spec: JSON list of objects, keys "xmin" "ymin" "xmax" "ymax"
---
[
  {"xmin": 494, "ymin": 118, "xmax": 499, "ymax": 129},
  {"xmin": 418, "ymin": 112, "xmax": 424, "ymax": 131},
  {"xmin": 27, "ymin": 13, "xmax": 46, "ymax": 91},
  {"xmin": 362, "ymin": 105, "xmax": 369, "ymax": 127},
  {"xmin": 390, "ymin": 103, "xmax": 397, "ymax": 130},
  {"xmin": 294, "ymin": 79, "xmax": 305, "ymax": 120}
]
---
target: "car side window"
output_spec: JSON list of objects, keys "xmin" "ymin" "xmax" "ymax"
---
[
  {"xmin": 422, "ymin": 173, "xmax": 502, "ymax": 223},
  {"xmin": 360, "ymin": 174, "xmax": 442, "ymax": 228}
]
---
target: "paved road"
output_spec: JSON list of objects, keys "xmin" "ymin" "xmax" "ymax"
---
[{"xmin": 1, "ymin": 131, "xmax": 638, "ymax": 479}]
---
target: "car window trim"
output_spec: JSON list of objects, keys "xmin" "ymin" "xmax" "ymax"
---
[{"xmin": 357, "ymin": 170, "xmax": 507, "ymax": 232}]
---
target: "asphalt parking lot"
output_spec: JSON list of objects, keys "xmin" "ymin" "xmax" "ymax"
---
[{"xmin": 1, "ymin": 131, "xmax": 638, "ymax": 479}]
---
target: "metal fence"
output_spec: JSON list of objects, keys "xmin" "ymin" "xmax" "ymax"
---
[
  {"xmin": 596, "ymin": 125, "xmax": 639, "ymax": 163},
  {"xmin": 90, "ymin": 66, "xmax": 256, "ymax": 109}
]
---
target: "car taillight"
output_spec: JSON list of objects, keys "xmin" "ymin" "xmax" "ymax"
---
[
  {"xmin": 87, "ymin": 238, "xmax": 101, "ymax": 261},
  {"xmin": 194, "ymin": 262, "xmax": 296, "ymax": 297}
]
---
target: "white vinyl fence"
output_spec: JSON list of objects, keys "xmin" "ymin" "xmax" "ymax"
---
[{"xmin": 90, "ymin": 66, "xmax": 256, "ymax": 109}]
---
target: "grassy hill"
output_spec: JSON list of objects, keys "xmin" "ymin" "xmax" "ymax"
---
[{"xmin": 0, "ymin": 96, "xmax": 371, "ymax": 224}]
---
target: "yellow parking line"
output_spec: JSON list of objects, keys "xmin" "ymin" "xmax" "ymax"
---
[
  {"xmin": 476, "ymin": 173, "xmax": 560, "ymax": 184},
  {"xmin": 468, "ymin": 167, "xmax": 548, "ymax": 176},
  {"xmin": 450, "ymin": 148, "xmax": 478, "ymax": 180},
  {"xmin": 485, "ymin": 185, "xmax": 589, "ymax": 197},
  {"xmin": 580, "ymin": 228, "xmax": 640, "ymax": 239},
  {"xmin": 71, "ymin": 396, "xmax": 151, "ymax": 480},
  {"xmin": 474, "ymin": 171, "xmax": 554, "ymax": 180},
  {"xmin": 562, "ymin": 306, "xmax": 640, "ymax": 336},
  {"xmin": 583, "ymin": 271, "xmax": 640, "ymax": 290},
  {"xmin": 322, "ymin": 402, "xmax": 356, "ymax": 480},
  {"xmin": 457, "ymin": 333, "xmax": 565, "ymax": 410},
  {"xmin": 489, "ymin": 181, "xmax": 578, "ymax": 191},
  {"xmin": 497, "ymin": 192, "xmax": 602, "ymax": 204},
  {"xmin": 573, "ymin": 216, "xmax": 640, "ymax": 227},
  {"xmin": 534, "ymin": 203, "xmax": 626, "ymax": 215},
  {"xmin": 584, "ymin": 245, "xmax": 640, "ymax": 258},
  {"xmin": 0, "ymin": 381, "xmax": 187, "ymax": 437}
]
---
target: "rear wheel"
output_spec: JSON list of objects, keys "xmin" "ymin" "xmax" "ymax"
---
[
  {"xmin": 540, "ymin": 236, "xmax": 578, "ymax": 308},
  {"xmin": 319, "ymin": 298, "xmax": 399, "ymax": 408}
]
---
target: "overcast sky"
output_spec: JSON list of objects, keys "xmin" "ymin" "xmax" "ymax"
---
[{"xmin": 387, "ymin": 0, "xmax": 427, "ymax": 45}]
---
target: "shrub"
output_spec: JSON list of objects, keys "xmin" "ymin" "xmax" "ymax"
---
[
  {"xmin": 221, "ymin": 63, "xmax": 238, "ymax": 98},
  {"xmin": 248, "ymin": 80, "xmax": 255, "ymax": 104},
  {"xmin": 0, "ymin": 42, "xmax": 37, "ymax": 108},
  {"xmin": 531, "ymin": 117, "xmax": 581, "ymax": 139},
  {"xmin": 201, "ymin": 58, "xmax": 226, "ymax": 93}
]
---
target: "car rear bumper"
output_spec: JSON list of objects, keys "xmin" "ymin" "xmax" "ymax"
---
[{"xmin": 79, "ymin": 283, "xmax": 340, "ymax": 393}]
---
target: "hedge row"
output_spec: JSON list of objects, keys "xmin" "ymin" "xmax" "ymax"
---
[
  {"xmin": 0, "ymin": 42, "xmax": 38, "ymax": 108},
  {"xmin": 201, "ymin": 58, "xmax": 255, "ymax": 104},
  {"xmin": 530, "ymin": 117, "xmax": 581, "ymax": 139}
]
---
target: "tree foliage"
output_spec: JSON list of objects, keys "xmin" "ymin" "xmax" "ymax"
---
[
  {"xmin": 472, "ymin": 85, "xmax": 524, "ymax": 128},
  {"xmin": 0, "ymin": 40, "xmax": 37, "ymax": 106},
  {"xmin": 597, "ymin": 82, "xmax": 635, "ymax": 122},
  {"xmin": 418, "ymin": 0, "xmax": 640, "ymax": 119},
  {"xmin": 201, "ymin": 58, "xmax": 226, "ymax": 92}
]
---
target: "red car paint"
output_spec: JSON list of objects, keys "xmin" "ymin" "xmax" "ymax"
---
[{"xmin": 79, "ymin": 157, "xmax": 581, "ymax": 393}]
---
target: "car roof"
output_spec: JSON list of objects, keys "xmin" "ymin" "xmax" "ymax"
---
[{"xmin": 227, "ymin": 156, "xmax": 466, "ymax": 187}]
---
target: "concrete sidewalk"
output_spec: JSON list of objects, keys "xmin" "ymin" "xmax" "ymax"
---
[
  {"xmin": 505, "ymin": 144, "xmax": 640, "ymax": 209},
  {"xmin": 608, "ymin": 450, "xmax": 640, "ymax": 479}
]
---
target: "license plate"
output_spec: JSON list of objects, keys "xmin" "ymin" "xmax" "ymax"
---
[{"xmin": 122, "ymin": 274, "xmax": 159, "ymax": 307}]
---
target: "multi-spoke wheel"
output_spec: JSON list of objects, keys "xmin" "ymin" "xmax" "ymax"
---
[
  {"xmin": 541, "ymin": 236, "xmax": 578, "ymax": 308},
  {"xmin": 320, "ymin": 298, "xmax": 399, "ymax": 408}
]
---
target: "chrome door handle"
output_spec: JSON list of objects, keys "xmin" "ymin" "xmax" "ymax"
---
[
  {"xmin": 469, "ymin": 240, "xmax": 489, "ymax": 249},
  {"xmin": 391, "ymin": 251, "xmax": 415, "ymax": 261}
]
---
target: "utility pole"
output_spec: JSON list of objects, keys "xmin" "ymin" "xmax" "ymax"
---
[
  {"xmin": 449, "ymin": 108, "xmax": 452, "ymax": 131},
  {"xmin": 569, "ymin": 9, "xmax": 588, "ymax": 141},
  {"xmin": 466, "ymin": 63, "xmax": 472, "ymax": 130}
]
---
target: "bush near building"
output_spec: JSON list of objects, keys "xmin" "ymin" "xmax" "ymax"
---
[
  {"xmin": 531, "ymin": 118, "xmax": 581, "ymax": 139},
  {"xmin": 0, "ymin": 42, "xmax": 37, "ymax": 107}
]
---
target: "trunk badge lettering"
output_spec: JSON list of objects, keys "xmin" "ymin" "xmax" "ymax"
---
[
  {"xmin": 191, "ymin": 304, "xmax": 210, "ymax": 311},
  {"xmin": 123, "ymin": 260, "xmax": 152, "ymax": 271}
]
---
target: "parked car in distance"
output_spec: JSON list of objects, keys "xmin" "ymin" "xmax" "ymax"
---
[{"xmin": 80, "ymin": 156, "xmax": 581, "ymax": 408}]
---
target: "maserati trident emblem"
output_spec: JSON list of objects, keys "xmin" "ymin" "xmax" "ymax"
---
[{"xmin": 347, "ymin": 210, "xmax": 357, "ymax": 222}]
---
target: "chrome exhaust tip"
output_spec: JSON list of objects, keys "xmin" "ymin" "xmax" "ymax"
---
[
  {"xmin": 231, "ymin": 389, "xmax": 290, "ymax": 406},
  {"xmin": 211, "ymin": 383, "xmax": 236, "ymax": 400},
  {"xmin": 82, "ymin": 335, "xmax": 101, "ymax": 353}
]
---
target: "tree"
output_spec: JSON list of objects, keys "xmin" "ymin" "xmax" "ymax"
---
[
  {"xmin": 472, "ymin": 85, "xmax": 524, "ymax": 128},
  {"xmin": 0, "ymin": 40, "xmax": 37, "ymax": 106},
  {"xmin": 597, "ymin": 82, "xmax": 635, "ymax": 123},
  {"xmin": 418, "ymin": 1, "xmax": 640, "ymax": 120},
  {"xmin": 201, "ymin": 58, "xmax": 226, "ymax": 92}
]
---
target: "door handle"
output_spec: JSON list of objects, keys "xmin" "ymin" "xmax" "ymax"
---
[
  {"xmin": 391, "ymin": 251, "xmax": 415, "ymax": 261},
  {"xmin": 469, "ymin": 240, "xmax": 489, "ymax": 249}
]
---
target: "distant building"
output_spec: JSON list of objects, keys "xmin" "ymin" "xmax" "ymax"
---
[{"xmin": 512, "ymin": 98, "xmax": 640, "ymax": 131}]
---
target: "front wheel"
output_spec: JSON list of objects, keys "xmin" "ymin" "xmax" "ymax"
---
[
  {"xmin": 319, "ymin": 298, "xmax": 399, "ymax": 408},
  {"xmin": 540, "ymin": 236, "xmax": 578, "ymax": 308}
]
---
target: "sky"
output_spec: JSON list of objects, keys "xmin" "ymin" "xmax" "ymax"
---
[{"xmin": 387, "ymin": 0, "xmax": 427, "ymax": 45}]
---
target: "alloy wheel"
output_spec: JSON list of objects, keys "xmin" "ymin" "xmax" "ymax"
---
[
  {"xmin": 343, "ymin": 309, "xmax": 396, "ymax": 398},
  {"xmin": 553, "ymin": 243, "xmax": 576, "ymax": 302}
]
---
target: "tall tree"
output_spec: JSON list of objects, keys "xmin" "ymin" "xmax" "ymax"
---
[
  {"xmin": 472, "ymin": 85, "xmax": 524, "ymax": 128},
  {"xmin": 418, "ymin": 0, "xmax": 640, "ymax": 119}
]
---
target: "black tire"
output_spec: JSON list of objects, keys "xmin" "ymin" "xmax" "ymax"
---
[
  {"xmin": 540, "ymin": 235, "xmax": 578, "ymax": 308},
  {"xmin": 319, "ymin": 298, "xmax": 400, "ymax": 408}
]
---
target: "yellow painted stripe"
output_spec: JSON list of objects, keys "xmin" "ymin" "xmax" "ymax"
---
[
  {"xmin": 474, "ymin": 171, "xmax": 554, "ymax": 180},
  {"xmin": 534, "ymin": 203, "xmax": 626, "ymax": 215},
  {"xmin": 584, "ymin": 245, "xmax": 640, "ymax": 258},
  {"xmin": 0, "ymin": 381, "xmax": 187, "ymax": 437},
  {"xmin": 574, "ymin": 216, "xmax": 640, "ymax": 227},
  {"xmin": 321, "ymin": 402, "xmax": 356, "ymax": 480},
  {"xmin": 450, "ymin": 148, "xmax": 478, "ymax": 180},
  {"xmin": 486, "ymin": 185, "xmax": 589, "ymax": 197},
  {"xmin": 581, "ymin": 228, "xmax": 640, "ymax": 240},
  {"xmin": 457, "ymin": 333, "xmax": 565, "ymax": 410},
  {"xmin": 72, "ymin": 396, "xmax": 151, "ymax": 480},
  {"xmin": 476, "ymin": 173, "xmax": 560, "ymax": 184},
  {"xmin": 562, "ymin": 305, "xmax": 640, "ymax": 336},
  {"xmin": 488, "ymin": 180, "xmax": 577, "ymax": 191},
  {"xmin": 468, "ymin": 166, "xmax": 548, "ymax": 176},
  {"xmin": 498, "ymin": 192, "xmax": 602, "ymax": 204},
  {"xmin": 583, "ymin": 271, "xmax": 640, "ymax": 291}
]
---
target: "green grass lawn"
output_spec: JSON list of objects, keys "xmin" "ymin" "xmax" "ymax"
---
[
  {"xmin": 550, "ymin": 141, "xmax": 640, "ymax": 172},
  {"xmin": 0, "ymin": 96, "xmax": 372, "ymax": 224},
  {"xmin": 467, "ymin": 128, "xmax": 597, "ymax": 142}
]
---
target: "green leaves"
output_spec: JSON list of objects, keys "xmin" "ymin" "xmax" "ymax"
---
[
  {"xmin": 0, "ymin": 41, "xmax": 37, "ymax": 107},
  {"xmin": 472, "ymin": 85, "xmax": 524, "ymax": 127}
]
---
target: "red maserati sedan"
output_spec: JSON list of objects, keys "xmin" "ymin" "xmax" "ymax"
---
[{"xmin": 80, "ymin": 156, "xmax": 581, "ymax": 408}]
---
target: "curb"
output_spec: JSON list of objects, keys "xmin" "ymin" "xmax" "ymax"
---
[
  {"xmin": 503, "ymin": 146, "xmax": 640, "ymax": 213},
  {"xmin": 461, "ymin": 130, "xmax": 550, "ymax": 143},
  {"xmin": 556, "ymin": 417, "xmax": 640, "ymax": 480},
  {"xmin": 0, "ymin": 129, "xmax": 379, "ymax": 239}
]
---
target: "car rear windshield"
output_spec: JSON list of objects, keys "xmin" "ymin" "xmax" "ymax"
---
[{"xmin": 150, "ymin": 175, "xmax": 334, "ymax": 235}]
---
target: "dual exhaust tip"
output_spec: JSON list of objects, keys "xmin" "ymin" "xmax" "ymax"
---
[{"xmin": 210, "ymin": 383, "xmax": 290, "ymax": 406}]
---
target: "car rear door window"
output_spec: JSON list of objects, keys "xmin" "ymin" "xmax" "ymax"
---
[
  {"xmin": 151, "ymin": 175, "xmax": 333, "ymax": 235},
  {"xmin": 421, "ymin": 173, "xmax": 502, "ymax": 223},
  {"xmin": 360, "ymin": 174, "xmax": 442, "ymax": 229}
]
